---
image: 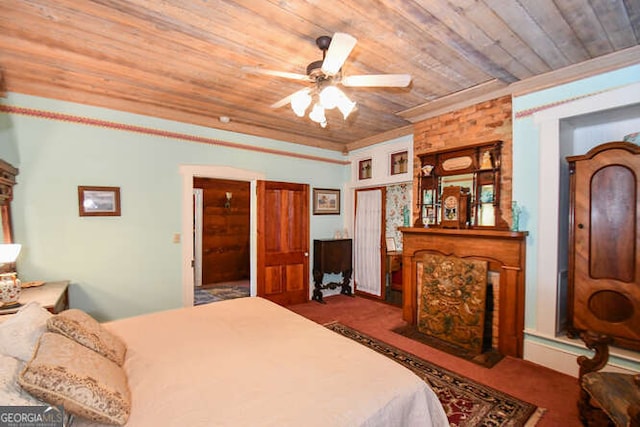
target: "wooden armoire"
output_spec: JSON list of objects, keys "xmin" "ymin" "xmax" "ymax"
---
[{"xmin": 567, "ymin": 141, "xmax": 640, "ymax": 353}]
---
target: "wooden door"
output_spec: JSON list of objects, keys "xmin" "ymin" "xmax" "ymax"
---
[
  {"xmin": 567, "ymin": 141, "xmax": 640, "ymax": 351},
  {"xmin": 257, "ymin": 181, "xmax": 309, "ymax": 305}
]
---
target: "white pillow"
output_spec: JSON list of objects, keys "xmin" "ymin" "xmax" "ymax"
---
[
  {"xmin": 19, "ymin": 332, "xmax": 131, "ymax": 425},
  {"xmin": 47, "ymin": 309, "xmax": 127, "ymax": 366},
  {"xmin": 0, "ymin": 353, "xmax": 47, "ymax": 406},
  {"xmin": 0, "ymin": 302, "xmax": 52, "ymax": 361}
]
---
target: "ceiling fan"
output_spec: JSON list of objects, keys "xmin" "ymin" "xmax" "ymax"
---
[{"xmin": 243, "ymin": 33, "xmax": 412, "ymax": 127}]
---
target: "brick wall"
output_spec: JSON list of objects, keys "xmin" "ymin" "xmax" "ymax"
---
[{"xmin": 412, "ymin": 95, "xmax": 513, "ymax": 226}]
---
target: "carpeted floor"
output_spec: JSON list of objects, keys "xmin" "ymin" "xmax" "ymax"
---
[{"xmin": 327, "ymin": 322, "xmax": 542, "ymax": 427}]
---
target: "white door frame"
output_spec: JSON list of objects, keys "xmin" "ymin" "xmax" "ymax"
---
[{"xmin": 179, "ymin": 165, "xmax": 265, "ymax": 306}]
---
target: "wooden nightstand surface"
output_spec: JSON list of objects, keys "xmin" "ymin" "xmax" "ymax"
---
[{"xmin": 0, "ymin": 280, "xmax": 70, "ymax": 315}]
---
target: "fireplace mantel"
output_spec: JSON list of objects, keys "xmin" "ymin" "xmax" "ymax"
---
[{"xmin": 399, "ymin": 227, "xmax": 528, "ymax": 358}]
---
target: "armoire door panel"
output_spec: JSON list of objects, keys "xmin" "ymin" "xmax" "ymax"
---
[
  {"xmin": 567, "ymin": 142, "xmax": 640, "ymax": 351},
  {"xmin": 589, "ymin": 165, "xmax": 635, "ymax": 282}
]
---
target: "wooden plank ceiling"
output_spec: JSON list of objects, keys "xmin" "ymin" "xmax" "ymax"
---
[{"xmin": 1, "ymin": 1, "xmax": 639, "ymax": 152}]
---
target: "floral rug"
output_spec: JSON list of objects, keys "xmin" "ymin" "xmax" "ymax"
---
[
  {"xmin": 194, "ymin": 284, "xmax": 249, "ymax": 305},
  {"xmin": 326, "ymin": 322, "xmax": 544, "ymax": 427}
]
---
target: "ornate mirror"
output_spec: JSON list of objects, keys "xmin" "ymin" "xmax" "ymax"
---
[{"xmin": 415, "ymin": 141, "xmax": 507, "ymax": 229}]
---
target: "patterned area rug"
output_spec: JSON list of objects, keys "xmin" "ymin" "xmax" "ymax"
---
[
  {"xmin": 194, "ymin": 285, "xmax": 249, "ymax": 305},
  {"xmin": 326, "ymin": 322, "xmax": 544, "ymax": 427}
]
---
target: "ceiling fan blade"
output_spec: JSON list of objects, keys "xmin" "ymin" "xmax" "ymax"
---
[
  {"xmin": 342, "ymin": 74, "xmax": 412, "ymax": 87},
  {"xmin": 321, "ymin": 33, "xmax": 357, "ymax": 76},
  {"xmin": 270, "ymin": 89, "xmax": 308, "ymax": 109},
  {"xmin": 242, "ymin": 66, "xmax": 309, "ymax": 81}
]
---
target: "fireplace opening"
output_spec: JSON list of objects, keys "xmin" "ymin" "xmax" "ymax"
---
[
  {"xmin": 393, "ymin": 254, "xmax": 503, "ymax": 368},
  {"xmin": 482, "ymin": 281, "xmax": 494, "ymax": 353}
]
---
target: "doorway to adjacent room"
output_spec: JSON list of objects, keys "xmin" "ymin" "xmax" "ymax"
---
[{"xmin": 193, "ymin": 177, "xmax": 251, "ymax": 305}]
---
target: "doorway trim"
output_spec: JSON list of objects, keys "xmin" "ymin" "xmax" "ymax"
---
[{"xmin": 179, "ymin": 165, "xmax": 265, "ymax": 307}]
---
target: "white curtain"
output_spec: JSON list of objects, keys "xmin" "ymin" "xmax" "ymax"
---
[{"xmin": 354, "ymin": 189, "xmax": 382, "ymax": 297}]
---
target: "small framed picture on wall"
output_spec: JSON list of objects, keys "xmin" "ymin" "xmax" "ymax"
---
[
  {"xmin": 359, "ymin": 159, "xmax": 372, "ymax": 180},
  {"xmin": 313, "ymin": 188, "xmax": 340, "ymax": 215},
  {"xmin": 78, "ymin": 186, "xmax": 121, "ymax": 217},
  {"xmin": 390, "ymin": 151, "xmax": 408, "ymax": 175}
]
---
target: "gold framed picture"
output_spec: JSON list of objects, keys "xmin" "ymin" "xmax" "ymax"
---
[{"xmin": 78, "ymin": 186, "xmax": 121, "ymax": 217}]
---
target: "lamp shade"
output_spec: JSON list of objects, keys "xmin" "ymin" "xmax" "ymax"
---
[
  {"xmin": 0, "ymin": 244, "xmax": 21, "ymax": 264},
  {"xmin": 291, "ymin": 89, "xmax": 312, "ymax": 117}
]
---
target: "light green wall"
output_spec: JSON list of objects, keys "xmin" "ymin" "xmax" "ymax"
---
[
  {"xmin": 2, "ymin": 93, "xmax": 349, "ymax": 321},
  {"xmin": 512, "ymin": 64, "xmax": 640, "ymax": 331}
]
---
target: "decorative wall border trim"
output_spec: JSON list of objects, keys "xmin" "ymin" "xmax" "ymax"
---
[
  {"xmin": 514, "ymin": 86, "xmax": 620, "ymax": 119},
  {"xmin": 0, "ymin": 105, "xmax": 349, "ymax": 166}
]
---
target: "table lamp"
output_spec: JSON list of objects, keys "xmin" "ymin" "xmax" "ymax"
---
[{"xmin": 0, "ymin": 244, "xmax": 22, "ymax": 306}]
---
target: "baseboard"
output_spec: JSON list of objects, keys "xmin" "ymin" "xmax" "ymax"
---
[{"xmin": 524, "ymin": 334, "xmax": 640, "ymax": 377}]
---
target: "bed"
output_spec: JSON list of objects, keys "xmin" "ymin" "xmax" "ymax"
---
[{"xmin": 1, "ymin": 297, "xmax": 448, "ymax": 426}]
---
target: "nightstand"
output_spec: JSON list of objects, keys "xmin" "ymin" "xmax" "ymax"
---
[{"xmin": 0, "ymin": 280, "xmax": 70, "ymax": 315}]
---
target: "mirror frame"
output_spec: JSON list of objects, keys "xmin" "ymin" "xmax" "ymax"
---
[
  {"xmin": 0, "ymin": 159, "xmax": 18, "ymax": 244},
  {"xmin": 414, "ymin": 140, "xmax": 508, "ymax": 229}
]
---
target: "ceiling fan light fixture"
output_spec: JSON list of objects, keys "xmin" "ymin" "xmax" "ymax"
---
[
  {"xmin": 309, "ymin": 103, "xmax": 327, "ymax": 127},
  {"xmin": 290, "ymin": 89, "xmax": 312, "ymax": 117},
  {"xmin": 337, "ymin": 95, "xmax": 356, "ymax": 119},
  {"xmin": 319, "ymin": 85, "xmax": 342, "ymax": 109},
  {"xmin": 267, "ymin": 32, "xmax": 406, "ymax": 128}
]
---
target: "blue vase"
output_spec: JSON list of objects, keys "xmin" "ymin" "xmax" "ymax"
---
[
  {"xmin": 403, "ymin": 205, "xmax": 410, "ymax": 227},
  {"xmin": 511, "ymin": 201, "xmax": 521, "ymax": 231}
]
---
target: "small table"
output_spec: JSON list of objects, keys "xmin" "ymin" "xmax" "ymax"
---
[
  {"xmin": 0, "ymin": 281, "xmax": 70, "ymax": 315},
  {"xmin": 312, "ymin": 239, "xmax": 353, "ymax": 303}
]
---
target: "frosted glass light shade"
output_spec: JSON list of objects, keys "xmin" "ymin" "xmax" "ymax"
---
[
  {"xmin": 309, "ymin": 103, "xmax": 327, "ymax": 127},
  {"xmin": 336, "ymin": 96, "xmax": 356, "ymax": 119},
  {"xmin": 290, "ymin": 90, "xmax": 312, "ymax": 117},
  {"xmin": 319, "ymin": 86, "xmax": 343, "ymax": 109}
]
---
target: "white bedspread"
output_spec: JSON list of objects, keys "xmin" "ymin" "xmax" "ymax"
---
[{"xmin": 76, "ymin": 297, "xmax": 447, "ymax": 427}]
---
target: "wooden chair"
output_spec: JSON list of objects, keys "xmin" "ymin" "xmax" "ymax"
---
[{"xmin": 577, "ymin": 331, "xmax": 640, "ymax": 427}]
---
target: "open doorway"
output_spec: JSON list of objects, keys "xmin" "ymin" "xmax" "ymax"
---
[
  {"xmin": 193, "ymin": 177, "xmax": 251, "ymax": 305},
  {"xmin": 179, "ymin": 165, "xmax": 265, "ymax": 308}
]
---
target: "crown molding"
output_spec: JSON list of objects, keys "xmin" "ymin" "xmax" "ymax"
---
[{"xmin": 396, "ymin": 46, "xmax": 640, "ymax": 124}]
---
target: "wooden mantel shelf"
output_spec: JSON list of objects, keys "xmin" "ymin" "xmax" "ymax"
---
[{"xmin": 399, "ymin": 227, "xmax": 528, "ymax": 358}]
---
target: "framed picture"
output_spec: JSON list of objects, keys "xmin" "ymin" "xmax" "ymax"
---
[
  {"xmin": 359, "ymin": 159, "xmax": 372, "ymax": 180},
  {"xmin": 390, "ymin": 151, "xmax": 408, "ymax": 175},
  {"xmin": 78, "ymin": 186, "xmax": 121, "ymax": 217},
  {"xmin": 313, "ymin": 188, "xmax": 340, "ymax": 215},
  {"xmin": 385, "ymin": 237, "xmax": 397, "ymax": 252}
]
